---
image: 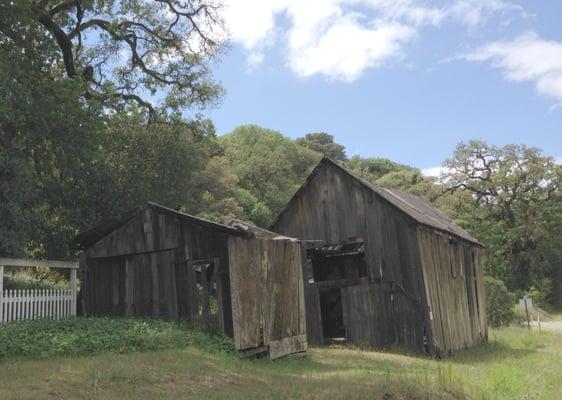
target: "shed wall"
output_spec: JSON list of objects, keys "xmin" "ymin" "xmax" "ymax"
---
[
  {"xmin": 272, "ymin": 162, "xmax": 428, "ymax": 352},
  {"xmin": 417, "ymin": 227, "xmax": 487, "ymax": 354},
  {"xmin": 81, "ymin": 207, "xmax": 233, "ymax": 335}
]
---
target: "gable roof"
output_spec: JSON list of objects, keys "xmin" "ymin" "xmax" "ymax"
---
[
  {"xmin": 73, "ymin": 202, "xmax": 243, "ymax": 250},
  {"xmin": 271, "ymin": 158, "xmax": 481, "ymax": 246},
  {"xmin": 73, "ymin": 202, "xmax": 302, "ymax": 250}
]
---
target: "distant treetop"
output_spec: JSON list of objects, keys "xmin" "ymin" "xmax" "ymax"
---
[{"xmin": 296, "ymin": 132, "xmax": 348, "ymax": 162}]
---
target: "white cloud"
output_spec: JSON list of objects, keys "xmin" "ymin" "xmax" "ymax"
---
[
  {"xmin": 461, "ymin": 32, "xmax": 562, "ymax": 102},
  {"xmin": 422, "ymin": 166, "xmax": 448, "ymax": 177},
  {"xmin": 222, "ymin": 0, "xmax": 524, "ymax": 81},
  {"xmin": 288, "ymin": 17, "xmax": 415, "ymax": 80},
  {"xmin": 555, "ymin": 156, "xmax": 562, "ymax": 165}
]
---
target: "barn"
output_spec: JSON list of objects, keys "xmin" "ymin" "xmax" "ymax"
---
[
  {"xmin": 271, "ymin": 158, "xmax": 487, "ymax": 356},
  {"xmin": 74, "ymin": 202, "xmax": 307, "ymax": 359}
]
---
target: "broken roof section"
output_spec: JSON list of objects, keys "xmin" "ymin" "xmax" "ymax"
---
[
  {"xmin": 73, "ymin": 202, "xmax": 300, "ymax": 250},
  {"xmin": 272, "ymin": 157, "xmax": 481, "ymax": 246}
]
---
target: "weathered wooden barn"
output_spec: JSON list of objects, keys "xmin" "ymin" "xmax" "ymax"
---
[
  {"xmin": 74, "ymin": 202, "xmax": 307, "ymax": 359},
  {"xmin": 271, "ymin": 158, "xmax": 487, "ymax": 356}
]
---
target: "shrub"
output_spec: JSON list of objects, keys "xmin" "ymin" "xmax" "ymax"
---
[
  {"xmin": 3, "ymin": 274, "xmax": 66, "ymax": 290},
  {"xmin": 526, "ymin": 278, "xmax": 552, "ymax": 306},
  {"xmin": 0, "ymin": 317, "xmax": 234, "ymax": 360},
  {"xmin": 484, "ymin": 276, "xmax": 516, "ymax": 327}
]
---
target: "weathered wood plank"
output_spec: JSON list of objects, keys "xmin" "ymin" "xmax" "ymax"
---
[{"xmin": 269, "ymin": 334, "xmax": 307, "ymax": 360}]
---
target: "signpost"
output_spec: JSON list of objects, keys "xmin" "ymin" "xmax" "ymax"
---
[{"xmin": 519, "ymin": 296, "xmax": 534, "ymax": 331}]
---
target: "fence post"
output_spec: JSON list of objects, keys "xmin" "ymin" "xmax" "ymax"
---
[
  {"xmin": 70, "ymin": 268, "xmax": 77, "ymax": 317},
  {"xmin": 0, "ymin": 265, "xmax": 3, "ymax": 323}
]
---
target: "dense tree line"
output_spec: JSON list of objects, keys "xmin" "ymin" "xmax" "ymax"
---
[{"xmin": 1, "ymin": 1, "xmax": 560, "ymax": 307}]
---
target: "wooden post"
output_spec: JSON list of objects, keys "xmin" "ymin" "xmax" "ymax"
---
[
  {"xmin": 537, "ymin": 314, "xmax": 541, "ymax": 333},
  {"xmin": 524, "ymin": 297, "xmax": 531, "ymax": 331},
  {"xmin": 70, "ymin": 268, "xmax": 77, "ymax": 317},
  {"xmin": 0, "ymin": 265, "xmax": 4, "ymax": 323}
]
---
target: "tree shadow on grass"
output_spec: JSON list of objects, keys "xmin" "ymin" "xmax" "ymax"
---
[{"xmin": 447, "ymin": 340, "xmax": 536, "ymax": 365}]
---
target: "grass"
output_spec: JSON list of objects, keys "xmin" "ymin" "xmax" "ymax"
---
[
  {"xmin": 0, "ymin": 317, "xmax": 234, "ymax": 360},
  {"xmin": 0, "ymin": 319, "xmax": 560, "ymax": 400}
]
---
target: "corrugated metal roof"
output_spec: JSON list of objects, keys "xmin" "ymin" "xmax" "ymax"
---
[{"xmin": 273, "ymin": 158, "xmax": 482, "ymax": 246}]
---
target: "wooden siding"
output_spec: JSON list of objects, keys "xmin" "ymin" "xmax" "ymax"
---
[
  {"xmin": 80, "ymin": 204, "xmax": 307, "ymax": 358},
  {"xmin": 83, "ymin": 249, "xmax": 178, "ymax": 318},
  {"xmin": 272, "ymin": 161, "xmax": 485, "ymax": 354},
  {"xmin": 85, "ymin": 208, "xmax": 180, "ymax": 258},
  {"xmin": 271, "ymin": 162, "xmax": 428, "ymax": 352},
  {"xmin": 81, "ymin": 206, "xmax": 233, "ymax": 335},
  {"xmin": 417, "ymin": 227, "xmax": 487, "ymax": 354},
  {"xmin": 228, "ymin": 236, "xmax": 307, "ymax": 358}
]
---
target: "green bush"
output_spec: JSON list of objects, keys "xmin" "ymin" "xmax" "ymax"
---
[
  {"xmin": 484, "ymin": 276, "xmax": 516, "ymax": 327},
  {"xmin": 3, "ymin": 274, "xmax": 66, "ymax": 290},
  {"xmin": 0, "ymin": 317, "xmax": 234, "ymax": 360},
  {"xmin": 526, "ymin": 278, "xmax": 552, "ymax": 306}
]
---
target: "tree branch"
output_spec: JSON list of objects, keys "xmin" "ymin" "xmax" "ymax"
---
[{"xmin": 37, "ymin": 12, "xmax": 76, "ymax": 77}]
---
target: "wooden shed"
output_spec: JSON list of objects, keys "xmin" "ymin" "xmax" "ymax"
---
[
  {"xmin": 271, "ymin": 158, "xmax": 487, "ymax": 356},
  {"xmin": 74, "ymin": 202, "xmax": 307, "ymax": 359}
]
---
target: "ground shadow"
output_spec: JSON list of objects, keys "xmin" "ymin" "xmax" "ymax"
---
[{"xmin": 447, "ymin": 341, "xmax": 537, "ymax": 365}]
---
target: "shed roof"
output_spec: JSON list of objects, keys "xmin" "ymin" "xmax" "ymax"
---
[
  {"xmin": 272, "ymin": 158, "xmax": 481, "ymax": 246},
  {"xmin": 73, "ymin": 202, "xmax": 242, "ymax": 250},
  {"xmin": 73, "ymin": 202, "xmax": 301, "ymax": 250}
]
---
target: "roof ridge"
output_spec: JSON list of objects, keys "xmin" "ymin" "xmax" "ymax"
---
[{"xmin": 272, "ymin": 157, "xmax": 481, "ymax": 246}]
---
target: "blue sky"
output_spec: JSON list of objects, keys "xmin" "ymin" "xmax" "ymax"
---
[{"xmin": 204, "ymin": 0, "xmax": 562, "ymax": 173}]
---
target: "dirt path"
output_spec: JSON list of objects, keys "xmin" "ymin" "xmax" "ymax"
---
[
  {"xmin": 530, "ymin": 320, "xmax": 562, "ymax": 333},
  {"xmin": 539, "ymin": 320, "xmax": 562, "ymax": 333}
]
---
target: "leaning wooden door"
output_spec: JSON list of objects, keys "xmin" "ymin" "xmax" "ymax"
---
[{"xmin": 228, "ymin": 236, "xmax": 307, "ymax": 359}]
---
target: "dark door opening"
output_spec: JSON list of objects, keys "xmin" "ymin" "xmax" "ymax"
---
[
  {"xmin": 320, "ymin": 289, "xmax": 345, "ymax": 340},
  {"xmin": 307, "ymin": 241, "xmax": 367, "ymax": 343}
]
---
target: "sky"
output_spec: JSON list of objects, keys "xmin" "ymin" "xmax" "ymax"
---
[{"xmin": 203, "ymin": 0, "xmax": 562, "ymax": 174}]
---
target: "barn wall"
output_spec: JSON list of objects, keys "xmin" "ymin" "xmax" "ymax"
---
[
  {"xmin": 417, "ymin": 227, "xmax": 487, "ymax": 354},
  {"xmin": 272, "ymin": 162, "xmax": 428, "ymax": 352},
  {"xmin": 273, "ymin": 162, "xmax": 368, "ymax": 243},
  {"xmin": 228, "ymin": 236, "xmax": 307, "ymax": 359},
  {"xmin": 86, "ymin": 208, "xmax": 180, "ymax": 258},
  {"xmin": 81, "ymin": 207, "xmax": 233, "ymax": 335}
]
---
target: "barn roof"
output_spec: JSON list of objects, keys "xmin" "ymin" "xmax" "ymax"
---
[
  {"xmin": 73, "ymin": 202, "xmax": 301, "ymax": 250},
  {"xmin": 73, "ymin": 202, "xmax": 242, "ymax": 250},
  {"xmin": 228, "ymin": 220, "xmax": 315, "ymax": 242},
  {"xmin": 272, "ymin": 158, "xmax": 481, "ymax": 246}
]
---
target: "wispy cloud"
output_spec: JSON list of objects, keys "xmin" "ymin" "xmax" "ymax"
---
[
  {"xmin": 460, "ymin": 32, "xmax": 562, "ymax": 103},
  {"xmin": 222, "ymin": 0, "xmax": 525, "ymax": 81}
]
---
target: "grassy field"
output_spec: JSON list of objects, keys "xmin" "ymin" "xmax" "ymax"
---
[{"xmin": 0, "ymin": 322, "xmax": 560, "ymax": 400}]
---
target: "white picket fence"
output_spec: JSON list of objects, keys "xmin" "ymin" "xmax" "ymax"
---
[
  {"xmin": 0, "ymin": 258, "xmax": 78, "ymax": 323},
  {"xmin": 1, "ymin": 289, "xmax": 76, "ymax": 322}
]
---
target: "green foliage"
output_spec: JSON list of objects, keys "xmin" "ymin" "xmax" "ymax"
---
[
  {"xmin": 0, "ymin": 317, "xmax": 234, "ymax": 361},
  {"xmin": 440, "ymin": 141, "xmax": 562, "ymax": 303},
  {"xmin": 525, "ymin": 278, "xmax": 552, "ymax": 306},
  {"xmin": 296, "ymin": 132, "xmax": 347, "ymax": 162},
  {"xmin": 3, "ymin": 270, "xmax": 66, "ymax": 290},
  {"xmin": 1, "ymin": 0, "xmax": 225, "ymax": 118},
  {"xmin": 0, "ymin": 30, "xmax": 103, "ymax": 258},
  {"xmin": 344, "ymin": 155, "xmax": 414, "ymax": 182},
  {"xmin": 484, "ymin": 276, "xmax": 516, "ymax": 327},
  {"xmin": 219, "ymin": 125, "xmax": 321, "ymax": 225}
]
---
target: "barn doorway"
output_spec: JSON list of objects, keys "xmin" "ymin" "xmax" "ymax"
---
[
  {"xmin": 174, "ymin": 257, "xmax": 222, "ymax": 328},
  {"xmin": 307, "ymin": 241, "xmax": 367, "ymax": 343}
]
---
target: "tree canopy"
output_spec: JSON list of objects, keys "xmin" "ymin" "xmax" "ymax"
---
[
  {"xmin": 1, "ymin": 0, "xmax": 225, "ymax": 119},
  {"xmin": 439, "ymin": 141, "xmax": 562, "ymax": 303},
  {"xmin": 296, "ymin": 132, "xmax": 347, "ymax": 162}
]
